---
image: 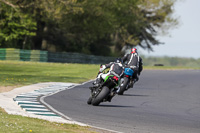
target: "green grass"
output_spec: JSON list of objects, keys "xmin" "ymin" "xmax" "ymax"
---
[
  {"xmin": 0, "ymin": 108, "xmax": 96, "ymax": 133},
  {"xmin": 0, "ymin": 60, "xmax": 99, "ymax": 86}
]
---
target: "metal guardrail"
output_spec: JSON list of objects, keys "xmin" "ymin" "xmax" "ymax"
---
[
  {"xmin": 0, "ymin": 48, "xmax": 115, "ymax": 64},
  {"xmin": 47, "ymin": 52, "xmax": 115, "ymax": 64},
  {"xmin": 0, "ymin": 48, "xmax": 48, "ymax": 62}
]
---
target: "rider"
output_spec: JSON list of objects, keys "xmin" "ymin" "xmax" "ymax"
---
[
  {"xmin": 122, "ymin": 48, "xmax": 143, "ymax": 87},
  {"xmin": 92, "ymin": 58, "xmax": 124, "ymax": 101}
]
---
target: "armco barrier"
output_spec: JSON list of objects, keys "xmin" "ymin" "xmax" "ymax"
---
[
  {"xmin": 6, "ymin": 48, "xmax": 20, "ymax": 61},
  {"xmin": 0, "ymin": 49, "xmax": 6, "ymax": 60},
  {"xmin": 20, "ymin": 50, "xmax": 31, "ymax": 61},
  {"xmin": 40, "ymin": 51, "xmax": 48, "ymax": 62},
  {"xmin": 0, "ymin": 48, "xmax": 115, "ymax": 64},
  {"xmin": 47, "ymin": 52, "xmax": 115, "ymax": 64},
  {"xmin": 0, "ymin": 48, "xmax": 48, "ymax": 62}
]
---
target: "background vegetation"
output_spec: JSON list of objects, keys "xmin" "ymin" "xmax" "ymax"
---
[
  {"xmin": 0, "ymin": 0, "xmax": 178, "ymax": 56},
  {"xmin": 142, "ymin": 55, "xmax": 200, "ymax": 68}
]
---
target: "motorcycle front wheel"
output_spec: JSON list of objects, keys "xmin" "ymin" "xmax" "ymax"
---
[
  {"xmin": 118, "ymin": 77, "xmax": 129, "ymax": 95},
  {"xmin": 92, "ymin": 86, "xmax": 110, "ymax": 106},
  {"xmin": 87, "ymin": 97, "xmax": 92, "ymax": 105}
]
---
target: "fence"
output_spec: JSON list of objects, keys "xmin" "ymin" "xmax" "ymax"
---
[
  {"xmin": 0, "ymin": 48, "xmax": 115, "ymax": 64},
  {"xmin": 0, "ymin": 48, "xmax": 48, "ymax": 62}
]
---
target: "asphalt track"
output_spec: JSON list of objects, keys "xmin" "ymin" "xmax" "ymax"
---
[{"xmin": 44, "ymin": 70, "xmax": 200, "ymax": 133}]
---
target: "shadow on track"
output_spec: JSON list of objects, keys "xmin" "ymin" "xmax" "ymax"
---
[
  {"xmin": 120, "ymin": 94, "xmax": 149, "ymax": 97},
  {"xmin": 98, "ymin": 104, "xmax": 135, "ymax": 108}
]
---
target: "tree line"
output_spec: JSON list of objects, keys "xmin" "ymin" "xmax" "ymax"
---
[
  {"xmin": 0, "ymin": 0, "xmax": 178, "ymax": 56},
  {"xmin": 142, "ymin": 56, "xmax": 200, "ymax": 67}
]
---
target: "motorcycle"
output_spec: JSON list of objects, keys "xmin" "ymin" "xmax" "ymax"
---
[
  {"xmin": 87, "ymin": 74, "xmax": 119, "ymax": 106},
  {"xmin": 118, "ymin": 67, "xmax": 135, "ymax": 95}
]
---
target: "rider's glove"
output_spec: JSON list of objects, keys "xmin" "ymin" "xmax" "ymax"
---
[{"xmin": 99, "ymin": 65, "xmax": 106, "ymax": 72}]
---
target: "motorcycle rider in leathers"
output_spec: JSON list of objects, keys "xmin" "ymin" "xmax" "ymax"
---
[
  {"xmin": 92, "ymin": 58, "xmax": 124, "ymax": 101},
  {"xmin": 122, "ymin": 48, "xmax": 143, "ymax": 87}
]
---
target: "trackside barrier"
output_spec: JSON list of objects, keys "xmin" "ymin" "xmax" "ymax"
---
[
  {"xmin": 0, "ymin": 48, "xmax": 48, "ymax": 62},
  {"xmin": 0, "ymin": 49, "xmax": 6, "ymax": 60},
  {"xmin": 47, "ymin": 52, "xmax": 115, "ymax": 64},
  {"xmin": 20, "ymin": 50, "xmax": 31, "ymax": 61},
  {"xmin": 6, "ymin": 48, "xmax": 20, "ymax": 61},
  {"xmin": 0, "ymin": 48, "xmax": 115, "ymax": 64}
]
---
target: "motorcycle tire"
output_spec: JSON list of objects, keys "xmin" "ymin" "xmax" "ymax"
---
[
  {"xmin": 92, "ymin": 86, "xmax": 110, "ymax": 106},
  {"xmin": 87, "ymin": 97, "xmax": 92, "ymax": 105},
  {"xmin": 118, "ymin": 77, "xmax": 129, "ymax": 95}
]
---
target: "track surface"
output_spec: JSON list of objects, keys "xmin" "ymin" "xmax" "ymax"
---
[{"xmin": 44, "ymin": 70, "xmax": 200, "ymax": 133}]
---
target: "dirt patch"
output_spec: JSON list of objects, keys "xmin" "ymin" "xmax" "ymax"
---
[
  {"xmin": 0, "ymin": 86, "xmax": 19, "ymax": 93},
  {"xmin": 0, "ymin": 107, "xmax": 6, "ymax": 113}
]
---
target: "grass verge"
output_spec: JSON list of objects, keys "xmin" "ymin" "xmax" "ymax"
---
[
  {"xmin": 0, "ymin": 60, "xmax": 99, "ymax": 133},
  {"xmin": 0, "ymin": 108, "xmax": 96, "ymax": 133},
  {"xmin": 0, "ymin": 60, "xmax": 99, "ymax": 86}
]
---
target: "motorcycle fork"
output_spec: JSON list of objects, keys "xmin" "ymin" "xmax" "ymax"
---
[{"xmin": 91, "ymin": 86, "xmax": 102, "ymax": 98}]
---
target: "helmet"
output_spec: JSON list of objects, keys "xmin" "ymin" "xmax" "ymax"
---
[
  {"xmin": 131, "ymin": 48, "xmax": 137, "ymax": 54},
  {"xmin": 115, "ymin": 58, "xmax": 122, "ymax": 63}
]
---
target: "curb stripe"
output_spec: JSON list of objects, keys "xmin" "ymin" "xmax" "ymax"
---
[
  {"xmin": 26, "ymin": 110, "xmax": 51, "ymax": 112},
  {"xmin": 35, "ymin": 114, "xmax": 60, "ymax": 117},
  {"xmin": 20, "ymin": 106, "xmax": 46, "ymax": 109},
  {"xmin": 17, "ymin": 102, "xmax": 41, "ymax": 105},
  {"xmin": 16, "ymin": 96, "xmax": 38, "ymax": 98},
  {"xmin": 13, "ymin": 83, "xmax": 75, "ymax": 119}
]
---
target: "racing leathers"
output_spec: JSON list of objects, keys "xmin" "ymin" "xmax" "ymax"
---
[
  {"xmin": 122, "ymin": 52, "xmax": 143, "ymax": 82},
  {"xmin": 95, "ymin": 62, "xmax": 124, "ymax": 85}
]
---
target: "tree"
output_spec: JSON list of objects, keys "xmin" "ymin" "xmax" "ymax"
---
[
  {"xmin": 0, "ymin": 0, "xmax": 78, "ymax": 50},
  {"xmin": 111, "ymin": 0, "xmax": 178, "ymax": 54},
  {"xmin": 0, "ymin": 1, "xmax": 36, "ymax": 49},
  {"xmin": 59, "ymin": 0, "xmax": 119, "ymax": 55},
  {"xmin": 59, "ymin": 0, "xmax": 178, "ymax": 56}
]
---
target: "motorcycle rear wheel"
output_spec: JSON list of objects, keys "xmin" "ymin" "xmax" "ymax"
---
[{"xmin": 92, "ymin": 86, "xmax": 110, "ymax": 106}]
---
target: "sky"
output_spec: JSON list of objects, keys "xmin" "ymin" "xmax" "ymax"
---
[{"xmin": 138, "ymin": 0, "xmax": 200, "ymax": 59}]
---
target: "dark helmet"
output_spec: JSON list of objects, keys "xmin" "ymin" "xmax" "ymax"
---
[{"xmin": 115, "ymin": 58, "xmax": 123, "ymax": 63}]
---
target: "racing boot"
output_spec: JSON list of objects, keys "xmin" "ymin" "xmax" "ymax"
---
[
  {"xmin": 128, "ymin": 80, "xmax": 134, "ymax": 88},
  {"xmin": 107, "ymin": 88, "xmax": 118, "ymax": 102},
  {"xmin": 135, "ymin": 74, "xmax": 139, "ymax": 82}
]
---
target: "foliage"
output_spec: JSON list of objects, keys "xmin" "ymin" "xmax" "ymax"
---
[
  {"xmin": 0, "ymin": 2, "xmax": 36, "ymax": 49},
  {"xmin": 117, "ymin": 0, "xmax": 178, "ymax": 51},
  {"xmin": 142, "ymin": 55, "xmax": 200, "ymax": 68},
  {"xmin": 0, "ymin": 0, "xmax": 179, "ymax": 56}
]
